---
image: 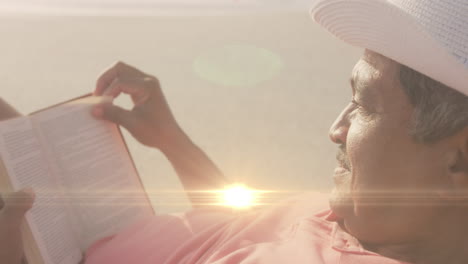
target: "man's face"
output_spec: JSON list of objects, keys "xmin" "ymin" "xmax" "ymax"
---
[{"xmin": 329, "ymin": 51, "xmax": 455, "ymax": 244}]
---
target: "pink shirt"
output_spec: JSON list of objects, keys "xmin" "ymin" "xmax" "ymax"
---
[{"xmin": 84, "ymin": 193, "xmax": 407, "ymax": 264}]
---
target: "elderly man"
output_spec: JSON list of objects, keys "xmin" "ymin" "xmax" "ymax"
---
[{"xmin": 2, "ymin": 0, "xmax": 468, "ymax": 263}]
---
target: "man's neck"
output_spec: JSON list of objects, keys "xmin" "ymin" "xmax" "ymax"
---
[
  {"xmin": 363, "ymin": 241, "xmax": 465, "ymax": 264},
  {"xmin": 360, "ymin": 210, "xmax": 468, "ymax": 264}
]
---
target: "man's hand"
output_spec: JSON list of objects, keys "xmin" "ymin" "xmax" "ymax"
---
[
  {"xmin": 0, "ymin": 189, "xmax": 35, "ymax": 264},
  {"xmin": 92, "ymin": 62, "xmax": 230, "ymax": 206},
  {"xmin": 92, "ymin": 61, "xmax": 185, "ymax": 150}
]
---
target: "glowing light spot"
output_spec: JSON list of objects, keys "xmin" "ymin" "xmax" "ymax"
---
[
  {"xmin": 193, "ymin": 44, "xmax": 283, "ymax": 87},
  {"xmin": 221, "ymin": 185, "xmax": 256, "ymax": 208}
]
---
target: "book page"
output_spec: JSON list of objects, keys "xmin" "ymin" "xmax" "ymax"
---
[
  {"xmin": 31, "ymin": 97, "xmax": 154, "ymax": 251},
  {"xmin": 0, "ymin": 117, "xmax": 82, "ymax": 264}
]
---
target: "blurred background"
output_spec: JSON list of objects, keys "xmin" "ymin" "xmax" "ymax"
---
[{"xmin": 0, "ymin": 0, "xmax": 360, "ymax": 213}]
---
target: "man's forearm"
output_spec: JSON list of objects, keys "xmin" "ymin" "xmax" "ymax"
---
[
  {"xmin": 0, "ymin": 98, "xmax": 22, "ymax": 210},
  {"xmin": 159, "ymin": 131, "xmax": 230, "ymax": 207},
  {"xmin": 0, "ymin": 99, "xmax": 26, "ymax": 264}
]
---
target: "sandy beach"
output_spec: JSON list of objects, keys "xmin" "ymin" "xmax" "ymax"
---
[{"xmin": 0, "ymin": 12, "xmax": 361, "ymax": 213}]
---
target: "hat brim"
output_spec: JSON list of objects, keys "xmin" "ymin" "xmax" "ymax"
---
[{"xmin": 311, "ymin": 0, "xmax": 468, "ymax": 95}]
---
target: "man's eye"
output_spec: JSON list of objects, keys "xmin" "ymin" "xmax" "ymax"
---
[
  {"xmin": 351, "ymin": 98, "xmax": 369, "ymax": 114},
  {"xmin": 351, "ymin": 98, "xmax": 375, "ymax": 118},
  {"xmin": 351, "ymin": 99, "xmax": 361, "ymax": 107}
]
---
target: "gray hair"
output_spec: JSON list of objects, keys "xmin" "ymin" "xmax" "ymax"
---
[{"xmin": 399, "ymin": 64, "xmax": 468, "ymax": 143}]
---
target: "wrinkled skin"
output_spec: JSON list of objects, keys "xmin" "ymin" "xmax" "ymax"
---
[{"xmin": 328, "ymin": 50, "xmax": 468, "ymax": 263}]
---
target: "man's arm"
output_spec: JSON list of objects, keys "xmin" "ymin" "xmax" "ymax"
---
[
  {"xmin": 159, "ymin": 131, "xmax": 229, "ymax": 206},
  {"xmin": 92, "ymin": 62, "xmax": 229, "ymax": 207},
  {"xmin": 0, "ymin": 97, "xmax": 25, "ymax": 210},
  {"xmin": 0, "ymin": 97, "xmax": 21, "ymax": 210},
  {"xmin": 0, "ymin": 98, "xmax": 35, "ymax": 264},
  {"xmin": 0, "ymin": 190, "xmax": 35, "ymax": 264}
]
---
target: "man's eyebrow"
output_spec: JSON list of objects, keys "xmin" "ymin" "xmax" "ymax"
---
[
  {"xmin": 349, "ymin": 76, "xmax": 361, "ymax": 96},
  {"xmin": 349, "ymin": 77, "xmax": 355, "ymax": 94},
  {"xmin": 349, "ymin": 66, "xmax": 361, "ymax": 95},
  {"xmin": 350, "ymin": 74, "xmax": 373, "ymax": 101}
]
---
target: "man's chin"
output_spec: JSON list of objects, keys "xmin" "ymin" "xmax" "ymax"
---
[{"xmin": 329, "ymin": 188, "xmax": 354, "ymax": 219}]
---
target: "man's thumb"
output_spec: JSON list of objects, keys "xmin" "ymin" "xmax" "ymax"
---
[
  {"xmin": 2, "ymin": 188, "xmax": 35, "ymax": 218},
  {"xmin": 93, "ymin": 103, "xmax": 135, "ymax": 130}
]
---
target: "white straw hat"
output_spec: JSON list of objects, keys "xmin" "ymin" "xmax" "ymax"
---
[{"xmin": 310, "ymin": 0, "xmax": 468, "ymax": 95}]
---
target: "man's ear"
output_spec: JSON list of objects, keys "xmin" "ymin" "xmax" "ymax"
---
[
  {"xmin": 449, "ymin": 150, "xmax": 468, "ymax": 189},
  {"xmin": 447, "ymin": 127, "xmax": 468, "ymax": 192}
]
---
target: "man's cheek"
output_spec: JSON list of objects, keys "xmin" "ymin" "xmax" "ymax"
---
[
  {"xmin": 351, "ymin": 182, "xmax": 380, "ymax": 217},
  {"xmin": 352, "ymin": 190, "xmax": 366, "ymax": 217},
  {"xmin": 353, "ymin": 199, "xmax": 385, "ymax": 220}
]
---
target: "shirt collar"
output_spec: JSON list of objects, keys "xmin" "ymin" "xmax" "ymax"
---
[{"xmin": 325, "ymin": 210, "xmax": 371, "ymax": 254}]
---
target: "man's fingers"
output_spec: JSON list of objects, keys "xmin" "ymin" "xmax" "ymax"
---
[
  {"xmin": 102, "ymin": 78, "xmax": 152, "ymax": 105},
  {"xmin": 95, "ymin": 67, "xmax": 117, "ymax": 96},
  {"xmin": 92, "ymin": 103, "xmax": 137, "ymax": 131},
  {"xmin": 94, "ymin": 61, "xmax": 148, "ymax": 96},
  {"xmin": 2, "ymin": 188, "xmax": 35, "ymax": 219}
]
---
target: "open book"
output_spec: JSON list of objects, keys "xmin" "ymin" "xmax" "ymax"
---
[{"xmin": 0, "ymin": 95, "xmax": 155, "ymax": 264}]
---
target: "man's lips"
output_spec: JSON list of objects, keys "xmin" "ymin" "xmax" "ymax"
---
[
  {"xmin": 333, "ymin": 166, "xmax": 351, "ymax": 185},
  {"xmin": 335, "ymin": 145, "xmax": 350, "ymax": 171},
  {"xmin": 334, "ymin": 167, "xmax": 349, "ymax": 174}
]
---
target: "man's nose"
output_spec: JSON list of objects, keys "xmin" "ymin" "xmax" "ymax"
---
[{"xmin": 329, "ymin": 106, "xmax": 351, "ymax": 145}]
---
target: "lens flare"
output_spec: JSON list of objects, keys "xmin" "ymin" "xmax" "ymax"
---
[
  {"xmin": 221, "ymin": 184, "xmax": 255, "ymax": 208},
  {"xmin": 193, "ymin": 44, "xmax": 283, "ymax": 87}
]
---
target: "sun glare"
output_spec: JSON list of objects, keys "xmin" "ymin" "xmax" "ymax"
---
[{"xmin": 221, "ymin": 185, "xmax": 256, "ymax": 209}]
